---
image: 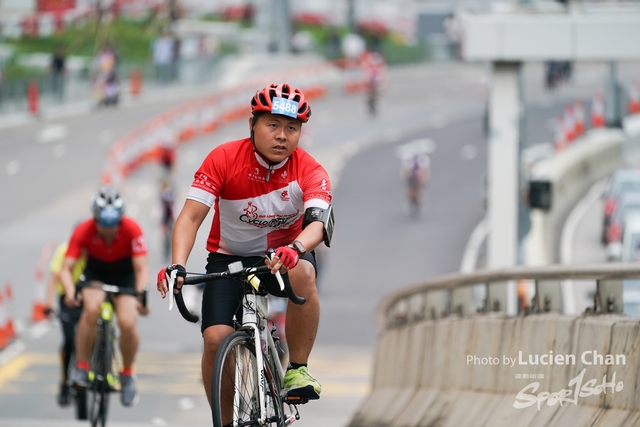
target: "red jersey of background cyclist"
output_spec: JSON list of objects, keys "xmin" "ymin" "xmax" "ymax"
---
[
  {"xmin": 188, "ymin": 138, "xmax": 332, "ymax": 256},
  {"xmin": 65, "ymin": 217, "xmax": 147, "ymax": 273}
]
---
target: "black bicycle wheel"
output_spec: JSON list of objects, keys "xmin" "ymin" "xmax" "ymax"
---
[
  {"xmin": 211, "ymin": 331, "xmax": 284, "ymax": 427},
  {"xmin": 75, "ymin": 387, "xmax": 88, "ymax": 420},
  {"xmin": 88, "ymin": 323, "xmax": 112, "ymax": 427}
]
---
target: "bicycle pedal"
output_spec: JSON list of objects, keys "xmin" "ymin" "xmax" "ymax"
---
[
  {"xmin": 282, "ymin": 385, "xmax": 318, "ymax": 404},
  {"xmin": 283, "ymin": 395, "xmax": 308, "ymax": 404}
]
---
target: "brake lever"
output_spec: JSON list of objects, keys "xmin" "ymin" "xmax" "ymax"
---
[
  {"xmin": 166, "ymin": 269, "xmax": 177, "ymax": 311},
  {"xmin": 265, "ymin": 249, "xmax": 285, "ymax": 292}
]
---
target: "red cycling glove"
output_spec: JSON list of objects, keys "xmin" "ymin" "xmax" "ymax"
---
[
  {"xmin": 275, "ymin": 246, "xmax": 299, "ymax": 269},
  {"xmin": 157, "ymin": 264, "xmax": 186, "ymax": 287}
]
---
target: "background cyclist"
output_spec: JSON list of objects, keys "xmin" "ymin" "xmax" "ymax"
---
[
  {"xmin": 61, "ymin": 186, "xmax": 150, "ymax": 407},
  {"xmin": 400, "ymin": 150, "xmax": 431, "ymax": 216},
  {"xmin": 44, "ymin": 238, "xmax": 87, "ymax": 407},
  {"xmin": 156, "ymin": 83, "xmax": 334, "ymax": 422},
  {"xmin": 360, "ymin": 48, "xmax": 386, "ymax": 116},
  {"xmin": 159, "ymin": 178, "xmax": 176, "ymax": 261}
]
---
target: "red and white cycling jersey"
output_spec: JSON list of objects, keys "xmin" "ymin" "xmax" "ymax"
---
[
  {"xmin": 66, "ymin": 217, "xmax": 148, "ymax": 270},
  {"xmin": 188, "ymin": 138, "xmax": 332, "ymax": 256}
]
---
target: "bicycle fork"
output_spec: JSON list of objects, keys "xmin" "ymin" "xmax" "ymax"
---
[
  {"xmin": 244, "ymin": 294, "xmax": 299, "ymax": 426},
  {"xmin": 243, "ymin": 295, "xmax": 268, "ymax": 425}
]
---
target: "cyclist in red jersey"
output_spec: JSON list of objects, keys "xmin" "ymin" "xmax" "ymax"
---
[
  {"xmin": 156, "ymin": 83, "xmax": 334, "ymax": 417},
  {"xmin": 62, "ymin": 186, "xmax": 150, "ymax": 407}
]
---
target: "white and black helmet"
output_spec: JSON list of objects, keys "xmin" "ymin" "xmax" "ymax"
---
[{"xmin": 91, "ymin": 185, "xmax": 126, "ymax": 227}]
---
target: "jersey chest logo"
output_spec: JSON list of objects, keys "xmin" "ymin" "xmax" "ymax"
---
[{"xmin": 239, "ymin": 201, "xmax": 299, "ymax": 229}]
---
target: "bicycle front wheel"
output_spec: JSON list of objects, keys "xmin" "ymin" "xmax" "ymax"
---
[
  {"xmin": 88, "ymin": 323, "xmax": 112, "ymax": 427},
  {"xmin": 211, "ymin": 331, "xmax": 284, "ymax": 427}
]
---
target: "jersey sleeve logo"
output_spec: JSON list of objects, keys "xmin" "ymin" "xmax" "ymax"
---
[
  {"xmin": 132, "ymin": 236, "xmax": 147, "ymax": 253},
  {"xmin": 194, "ymin": 173, "xmax": 215, "ymax": 191}
]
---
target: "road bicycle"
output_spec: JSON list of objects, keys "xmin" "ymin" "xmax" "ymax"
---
[
  {"xmin": 166, "ymin": 250, "xmax": 308, "ymax": 427},
  {"xmin": 76, "ymin": 282, "xmax": 145, "ymax": 427}
]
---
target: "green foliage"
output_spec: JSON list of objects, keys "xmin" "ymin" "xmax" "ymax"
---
[
  {"xmin": 292, "ymin": 22, "xmax": 428, "ymax": 65},
  {"xmin": 381, "ymin": 39, "xmax": 429, "ymax": 65},
  {"xmin": 4, "ymin": 17, "xmax": 159, "ymax": 63},
  {"xmin": 2, "ymin": 55, "xmax": 45, "ymax": 81}
]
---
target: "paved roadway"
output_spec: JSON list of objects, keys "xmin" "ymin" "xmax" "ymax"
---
[{"xmin": 1, "ymin": 59, "xmax": 638, "ymax": 427}]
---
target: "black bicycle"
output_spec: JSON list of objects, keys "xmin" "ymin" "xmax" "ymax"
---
[
  {"xmin": 76, "ymin": 282, "xmax": 145, "ymax": 427},
  {"xmin": 166, "ymin": 250, "xmax": 307, "ymax": 427}
]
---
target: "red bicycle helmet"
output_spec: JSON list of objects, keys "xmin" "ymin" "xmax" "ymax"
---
[{"xmin": 250, "ymin": 83, "xmax": 312, "ymax": 123}]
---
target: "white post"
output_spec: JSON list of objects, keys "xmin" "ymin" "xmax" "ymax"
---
[
  {"xmin": 253, "ymin": 0, "xmax": 271, "ymax": 53},
  {"xmin": 487, "ymin": 61, "xmax": 521, "ymax": 315}
]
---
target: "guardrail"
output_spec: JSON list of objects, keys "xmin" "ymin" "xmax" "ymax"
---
[
  {"xmin": 349, "ymin": 264, "xmax": 640, "ymax": 427},
  {"xmin": 526, "ymin": 128, "xmax": 626, "ymax": 265},
  {"xmin": 377, "ymin": 263, "xmax": 639, "ymax": 329}
]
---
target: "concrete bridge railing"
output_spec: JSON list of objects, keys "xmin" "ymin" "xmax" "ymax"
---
[{"xmin": 347, "ymin": 265, "xmax": 640, "ymax": 427}]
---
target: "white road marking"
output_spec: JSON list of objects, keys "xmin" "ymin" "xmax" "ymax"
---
[
  {"xmin": 461, "ymin": 144, "xmax": 478, "ymax": 160},
  {"xmin": 37, "ymin": 124, "xmax": 67, "ymax": 144},
  {"xmin": 0, "ymin": 341, "xmax": 25, "ymax": 367},
  {"xmin": 27, "ymin": 322, "xmax": 50, "ymax": 340},
  {"xmin": 460, "ymin": 216, "xmax": 488, "ymax": 273},
  {"xmin": 177, "ymin": 397, "xmax": 196, "ymax": 411},
  {"xmin": 6, "ymin": 161, "xmax": 19, "ymax": 175}
]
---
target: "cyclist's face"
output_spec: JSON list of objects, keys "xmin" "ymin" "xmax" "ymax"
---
[{"xmin": 250, "ymin": 113, "xmax": 301, "ymax": 163}]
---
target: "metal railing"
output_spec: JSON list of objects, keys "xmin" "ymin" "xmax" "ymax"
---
[{"xmin": 377, "ymin": 263, "xmax": 640, "ymax": 330}]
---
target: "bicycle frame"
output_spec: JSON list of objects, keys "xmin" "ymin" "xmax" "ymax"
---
[
  {"xmin": 239, "ymin": 292, "xmax": 286, "ymax": 425},
  {"xmin": 90, "ymin": 295, "xmax": 116, "ymax": 386}
]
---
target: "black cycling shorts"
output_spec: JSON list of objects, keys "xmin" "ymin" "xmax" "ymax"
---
[
  {"xmin": 200, "ymin": 251, "xmax": 317, "ymax": 333},
  {"xmin": 80, "ymin": 266, "xmax": 136, "ymax": 290}
]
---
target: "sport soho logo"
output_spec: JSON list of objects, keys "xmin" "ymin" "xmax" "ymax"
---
[{"xmin": 467, "ymin": 350, "xmax": 626, "ymax": 410}]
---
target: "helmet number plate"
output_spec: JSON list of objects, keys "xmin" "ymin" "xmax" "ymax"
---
[{"xmin": 271, "ymin": 98, "xmax": 299, "ymax": 118}]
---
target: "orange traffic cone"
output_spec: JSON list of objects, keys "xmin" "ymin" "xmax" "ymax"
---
[
  {"xmin": 5, "ymin": 282, "xmax": 16, "ymax": 340},
  {"xmin": 130, "ymin": 68, "xmax": 142, "ymax": 98},
  {"xmin": 554, "ymin": 118, "xmax": 566, "ymax": 152},
  {"xmin": 31, "ymin": 271, "xmax": 48, "ymax": 323},
  {"xmin": 591, "ymin": 90, "xmax": 605, "ymax": 128},
  {"xmin": 562, "ymin": 104, "xmax": 576, "ymax": 143},
  {"xmin": 629, "ymin": 79, "xmax": 640, "ymax": 115},
  {"xmin": 574, "ymin": 99, "xmax": 586, "ymax": 137},
  {"xmin": 0, "ymin": 294, "xmax": 9, "ymax": 350},
  {"xmin": 32, "ymin": 243, "xmax": 54, "ymax": 323}
]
